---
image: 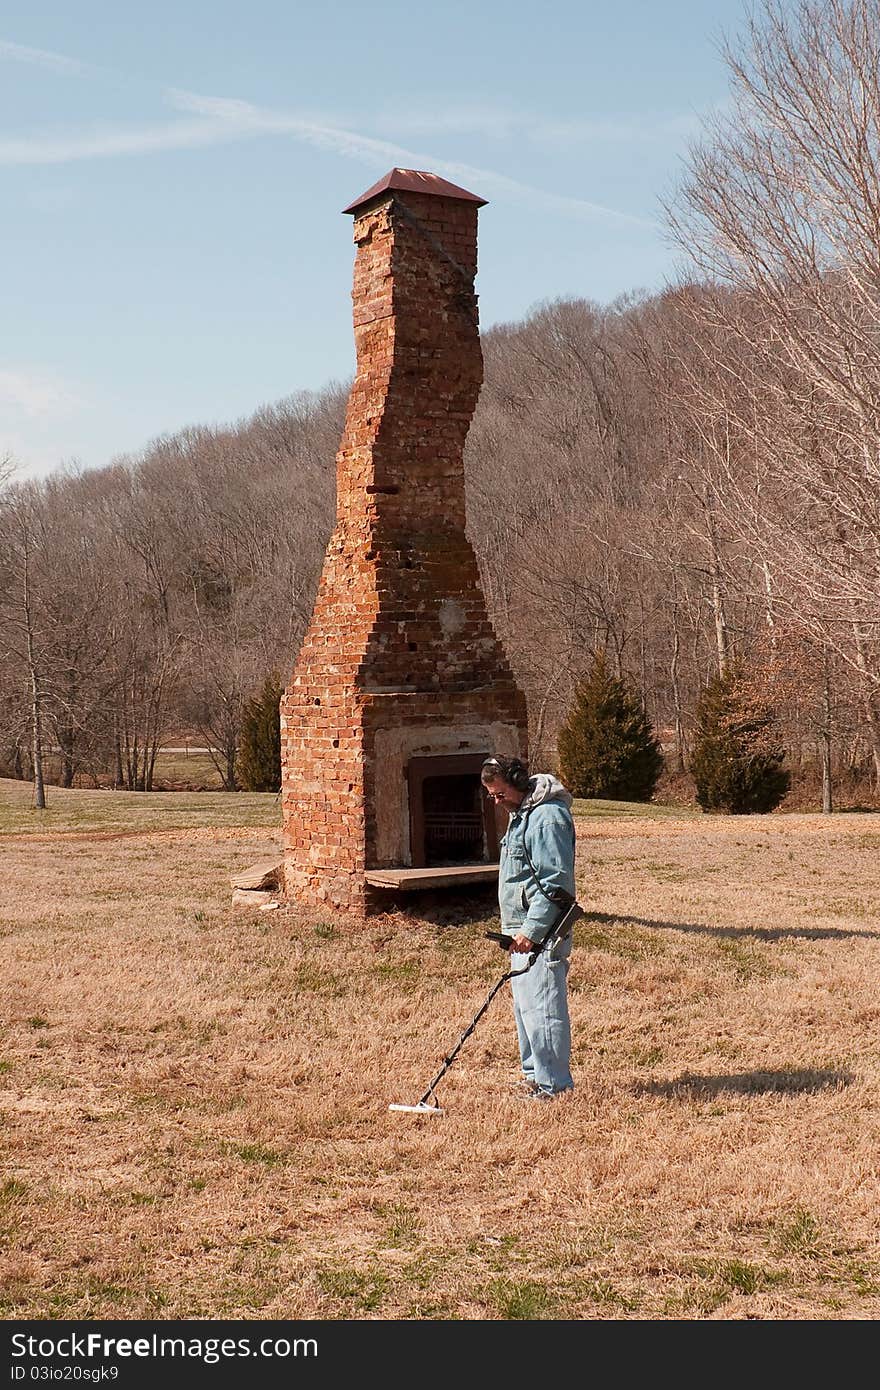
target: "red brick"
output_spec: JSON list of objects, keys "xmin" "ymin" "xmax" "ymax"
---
[{"xmin": 282, "ymin": 176, "xmax": 527, "ymax": 915}]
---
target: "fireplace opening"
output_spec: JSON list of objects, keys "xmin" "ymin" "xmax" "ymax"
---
[
  {"xmin": 422, "ymin": 774, "xmax": 483, "ymax": 865},
  {"xmin": 407, "ymin": 754, "xmax": 502, "ymax": 869}
]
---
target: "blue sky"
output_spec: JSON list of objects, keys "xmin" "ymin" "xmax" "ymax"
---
[{"xmin": 1, "ymin": 0, "xmax": 754, "ymax": 478}]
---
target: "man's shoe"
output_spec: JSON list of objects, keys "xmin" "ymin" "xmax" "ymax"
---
[
  {"xmin": 508, "ymin": 1077, "xmax": 539, "ymax": 1094},
  {"xmin": 520, "ymin": 1087, "xmax": 573, "ymax": 1102}
]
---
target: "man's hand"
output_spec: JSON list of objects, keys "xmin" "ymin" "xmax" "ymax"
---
[{"xmin": 511, "ymin": 933, "xmax": 536, "ymax": 953}]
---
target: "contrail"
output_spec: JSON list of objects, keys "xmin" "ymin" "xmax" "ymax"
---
[{"xmin": 0, "ymin": 37, "xmax": 660, "ymax": 230}]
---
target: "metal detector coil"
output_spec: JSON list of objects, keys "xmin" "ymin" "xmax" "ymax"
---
[{"xmin": 388, "ymin": 1102, "xmax": 444, "ymax": 1116}]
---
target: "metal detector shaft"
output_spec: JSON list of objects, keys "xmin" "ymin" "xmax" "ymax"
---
[{"xmin": 415, "ymin": 953, "xmax": 537, "ymax": 1108}]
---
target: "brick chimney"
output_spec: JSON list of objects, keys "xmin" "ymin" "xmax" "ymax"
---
[{"xmin": 281, "ymin": 169, "xmax": 528, "ymax": 915}]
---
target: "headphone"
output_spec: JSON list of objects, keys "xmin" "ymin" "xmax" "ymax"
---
[{"xmin": 481, "ymin": 755, "xmax": 530, "ymax": 793}]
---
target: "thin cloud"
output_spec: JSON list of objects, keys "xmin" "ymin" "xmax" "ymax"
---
[
  {"xmin": 165, "ymin": 90, "xmax": 268, "ymax": 124},
  {"xmin": 0, "ymin": 119, "xmax": 255, "ymax": 166},
  {"xmin": 0, "ymin": 38, "xmax": 84, "ymax": 73},
  {"xmin": 370, "ymin": 107, "xmax": 521, "ymax": 140},
  {"xmin": 370, "ymin": 107, "xmax": 705, "ymax": 147},
  {"xmin": 529, "ymin": 112, "xmax": 706, "ymax": 145},
  {"xmin": 0, "ymin": 370, "xmax": 82, "ymax": 416},
  {"xmin": 177, "ymin": 91, "xmax": 661, "ymax": 230},
  {"xmin": 425, "ymin": 156, "xmax": 658, "ymax": 230},
  {"xmin": 0, "ymin": 36, "xmax": 658, "ymax": 231}
]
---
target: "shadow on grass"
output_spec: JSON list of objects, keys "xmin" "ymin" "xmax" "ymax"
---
[
  {"xmin": 635, "ymin": 1068, "xmax": 855, "ymax": 1098},
  {"xmin": 370, "ymin": 885, "xmax": 500, "ymax": 928},
  {"xmin": 586, "ymin": 910, "xmax": 880, "ymax": 942}
]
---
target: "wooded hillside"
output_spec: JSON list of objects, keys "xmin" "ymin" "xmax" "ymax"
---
[{"xmin": 3, "ymin": 0, "xmax": 878, "ymax": 809}]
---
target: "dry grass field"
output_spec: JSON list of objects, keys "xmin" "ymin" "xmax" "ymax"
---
[{"xmin": 2, "ymin": 775, "xmax": 880, "ymax": 1321}]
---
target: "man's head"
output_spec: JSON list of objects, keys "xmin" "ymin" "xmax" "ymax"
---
[{"xmin": 480, "ymin": 755, "xmax": 530, "ymax": 810}]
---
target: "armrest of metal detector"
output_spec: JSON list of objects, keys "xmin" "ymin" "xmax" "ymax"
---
[
  {"xmin": 485, "ymin": 901, "xmax": 585, "ymax": 952},
  {"xmin": 484, "ymin": 931, "xmax": 514, "ymax": 951}
]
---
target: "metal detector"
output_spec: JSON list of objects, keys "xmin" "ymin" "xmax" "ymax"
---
[{"xmin": 388, "ymin": 898, "xmax": 584, "ymax": 1116}]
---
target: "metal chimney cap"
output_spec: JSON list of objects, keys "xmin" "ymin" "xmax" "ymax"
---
[{"xmin": 342, "ymin": 167, "xmax": 487, "ymax": 214}]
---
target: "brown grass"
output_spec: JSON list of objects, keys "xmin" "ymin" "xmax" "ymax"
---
[{"xmin": 2, "ymin": 781, "xmax": 880, "ymax": 1320}]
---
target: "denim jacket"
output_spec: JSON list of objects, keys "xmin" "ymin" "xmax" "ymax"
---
[{"xmin": 499, "ymin": 775, "xmax": 576, "ymax": 944}]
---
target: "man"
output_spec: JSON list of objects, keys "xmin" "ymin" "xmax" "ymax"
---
[{"xmin": 481, "ymin": 754, "xmax": 576, "ymax": 1101}]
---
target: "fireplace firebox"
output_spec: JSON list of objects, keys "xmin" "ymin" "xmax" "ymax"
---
[{"xmin": 408, "ymin": 754, "xmax": 501, "ymax": 868}]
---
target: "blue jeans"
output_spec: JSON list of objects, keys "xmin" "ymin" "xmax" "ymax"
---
[{"xmin": 510, "ymin": 935, "xmax": 573, "ymax": 1095}]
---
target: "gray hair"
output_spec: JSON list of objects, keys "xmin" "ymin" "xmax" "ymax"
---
[{"xmin": 480, "ymin": 755, "xmax": 530, "ymax": 792}]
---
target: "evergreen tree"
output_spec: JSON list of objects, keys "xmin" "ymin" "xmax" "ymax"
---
[
  {"xmin": 238, "ymin": 671, "xmax": 283, "ymax": 792},
  {"xmin": 690, "ymin": 665, "xmax": 790, "ymax": 814},
  {"xmin": 557, "ymin": 651, "xmax": 663, "ymax": 801}
]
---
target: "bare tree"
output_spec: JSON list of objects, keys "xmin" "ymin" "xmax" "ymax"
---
[
  {"xmin": 670, "ymin": 0, "xmax": 880, "ymax": 658},
  {"xmin": 0, "ymin": 485, "xmax": 51, "ymax": 807}
]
